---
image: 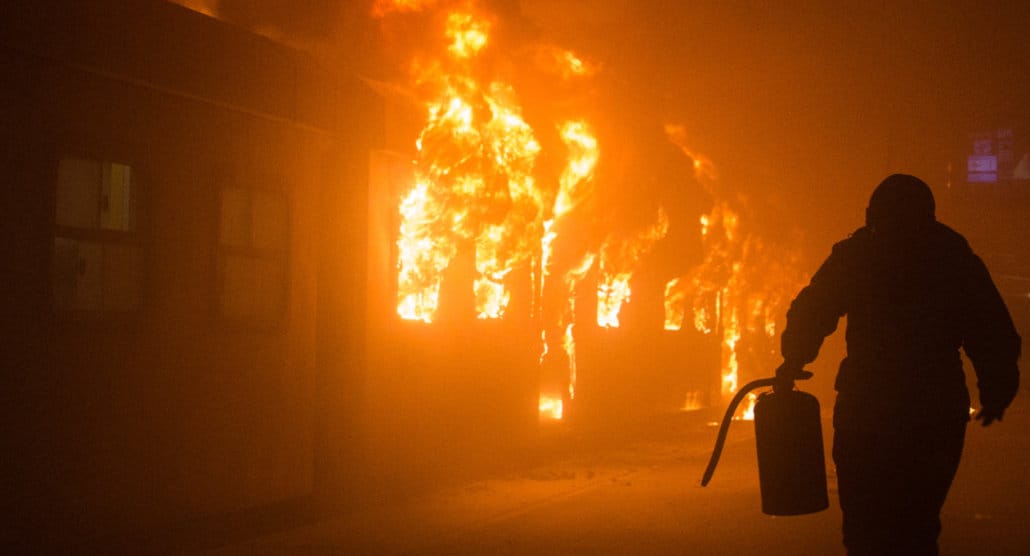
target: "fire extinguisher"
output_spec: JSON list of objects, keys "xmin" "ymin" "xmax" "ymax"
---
[{"xmin": 700, "ymin": 373, "xmax": 829, "ymax": 516}]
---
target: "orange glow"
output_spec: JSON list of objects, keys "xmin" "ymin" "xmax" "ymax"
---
[
  {"xmin": 735, "ymin": 393, "xmax": 757, "ymax": 421},
  {"xmin": 663, "ymin": 277, "xmax": 685, "ymax": 331},
  {"xmin": 539, "ymin": 395, "xmax": 564, "ymax": 420},
  {"xmin": 170, "ymin": 0, "xmax": 218, "ymax": 17},
  {"xmin": 597, "ymin": 209, "xmax": 669, "ymax": 328},
  {"xmin": 663, "ymin": 125, "xmax": 806, "ymax": 403},
  {"xmin": 372, "ymin": 0, "xmax": 437, "ymax": 17},
  {"xmin": 556, "ymin": 253, "xmax": 597, "ymax": 405},
  {"xmin": 395, "ymin": 8, "xmax": 544, "ymax": 323},
  {"xmin": 382, "ymin": 2, "xmax": 807, "ymax": 423},
  {"xmin": 562, "ymin": 323, "xmax": 577, "ymax": 399},
  {"xmin": 382, "ymin": 3, "xmax": 614, "ymax": 421},
  {"xmin": 535, "ymin": 120, "xmax": 599, "ymax": 418},
  {"xmin": 556, "ymin": 121, "xmax": 599, "ymax": 218},
  {"xmin": 445, "ymin": 12, "xmax": 490, "ymax": 58},
  {"xmin": 596, "ymin": 276, "xmax": 631, "ymax": 328},
  {"xmin": 681, "ymin": 390, "xmax": 704, "ymax": 412},
  {"xmin": 533, "ymin": 45, "xmax": 601, "ymax": 81},
  {"xmin": 664, "ymin": 124, "xmax": 718, "ymax": 182},
  {"xmin": 541, "ymin": 120, "xmax": 599, "ymax": 286},
  {"xmin": 558, "ymin": 50, "xmax": 594, "ymax": 77},
  {"xmin": 722, "ymin": 306, "xmax": 741, "ymax": 397},
  {"xmin": 397, "ymin": 180, "xmax": 450, "ymax": 322}
]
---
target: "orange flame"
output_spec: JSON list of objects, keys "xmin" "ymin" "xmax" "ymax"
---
[
  {"xmin": 681, "ymin": 390, "xmax": 704, "ymax": 412},
  {"xmin": 382, "ymin": 2, "xmax": 614, "ymax": 422},
  {"xmin": 384, "ymin": 2, "xmax": 807, "ymax": 424},
  {"xmin": 397, "ymin": 179, "xmax": 452, "ymax": 322},
  {"xmin": 372, "ymin": 0, "xmax": 437, "ymax": 18},
  {"xmin": 539, "ymin": 395, "xmax": 564, "ymax": 421},
  {"xmin": 555, "ymin": 121, "xmax": 599, "ymax": 218},
  {"xmin": 722, "ymin": 304, "xmax": 741, "ymax": 397},
  {"xmin": 536, "ymin": 46, "xmax": 599, "ymax": 79},
  {"xmin": 664, "ymin": 124, "xmax": 718, "ymax": 182},
  {"xmin": 663, "ymin": 126, "xmax": 806, "ymax": 403},
  {"xmin": 540, "ymin": 120, "xmax": 597, "ymax": 290},
  {"xmin": 663, "ymin": 277, "xmax": 687, "ymax": 331},
  {"xmin": 561, "ymin": 253, "xmax": 596, "ymax": 401},
  {"xmin": 596, "ymin": 208, "xmax": 669, "ymax": 328},
  {"xmin": 537, "ymin": 120, "xmax": 600, "ymax": 415},
  {"xmin": 735, "ymin": 393, "xmax": 757, "ymax": 421},
  {"xmin": 445, "ymin": 12, "xmax": 490, "ymax": 59},
  {"xmin": 395, "ymin": 9, "xmax": 545, "ymax": 322}
]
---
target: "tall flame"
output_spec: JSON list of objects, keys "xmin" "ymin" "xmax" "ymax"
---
[
  {"xmin": 537, "ymin": 120, "xmax": 601, "ymax": 410},
  {"xmin": 561, "ymin": 253, "xmax": 596, "ymax": 402},
  {"xmin": 394, "ymin": 8, "xmax": 544, "ymax": 322},
  {"xmin": 397, "ymin": 180, "xmax": 451, "ymax": 322},
  {"xmin": 664, "ymin": 126, "xmax": 807, "ymax": 410},
  {"xmin": 541, "ymin": 120, "xmax": 598, "ymax": 293},
  {"xmin": 596, "ymin": 209, "xmax": 669, "ymax": 328},
  {"xmin": 555, "ymin": 120, "xmax": 599, "ymax": 217}
]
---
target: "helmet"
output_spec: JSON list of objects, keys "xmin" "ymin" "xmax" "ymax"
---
[{"xmin": 865, "ymin": 174, "xmax": 936, "ymax": 232}]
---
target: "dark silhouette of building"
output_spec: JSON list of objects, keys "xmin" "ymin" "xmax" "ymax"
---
[{"xmin": 1, "ymin": 0, "xmax": 377, "ymax": 548}]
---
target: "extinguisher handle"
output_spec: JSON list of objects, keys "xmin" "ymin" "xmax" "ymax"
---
[{"xmin": 700, "ymin": 377, "xmax": 778, "ymax": 487}]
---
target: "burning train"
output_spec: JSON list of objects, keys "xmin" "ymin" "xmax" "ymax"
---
[{"xmin": 364, "ymin": 0, "xmax": 806, "ymax": 442}]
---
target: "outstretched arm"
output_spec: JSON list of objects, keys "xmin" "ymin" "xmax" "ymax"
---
[{"xmin": 963, "ymin": 254, "xmax": 1021, "ymax": 426}]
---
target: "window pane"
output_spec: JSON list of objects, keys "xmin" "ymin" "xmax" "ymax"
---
[
  {"xmin": 252, "ymin": 258, "xmax": 285, "ymax": 324},
  {"xmin": 53, "ymin": 156, "xmax": 142, "ymax": 317},
  {"xmin": 251, "ymin": 190, "xmax": 287, "ymax": 252},
  {"xmin": 52, "ymin": 237, "xmax": 103, "ymax": 312},
  {"xmin": 102, "ymin": 244, "xmax": 142, "ymax": 312},
  {"xmin": 219, "ymin": 188, "xmax": 250, "ymax": 247},
  {"xmin": 219, "ymin": 255, "xmax": 285, "ymax": 325},
  {"xmin": 56, "ymin": 157, "xmax": 101, "ymax": 229},
  {"xmin": 220, "ymin": 255, "xmax": 256, "ymax": 320},
  {"xmin": 52, "ymin": 237, "xmax": 80, "ymax": 310},
  {"xmin": 100, "ymin": 162, "xmax": 134, "ymax": 232},
  {"xmin": 217, "ymin": 187, "xmax": 287, "ymax": 326}
]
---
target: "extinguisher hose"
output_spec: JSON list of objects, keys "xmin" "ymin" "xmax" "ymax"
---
[{"xmin": 699, "ymin": 377, "xmax": 778, "ymax": 487}]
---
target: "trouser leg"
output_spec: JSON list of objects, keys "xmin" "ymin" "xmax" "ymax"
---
[{"xmin": 833, "ymin": 423, "xmax": 966, "ymax": 556}]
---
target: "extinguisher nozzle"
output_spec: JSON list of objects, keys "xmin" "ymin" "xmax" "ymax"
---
[{"xmin": 699, "ymin": 377, "xmax": 777, "ymax": 486}]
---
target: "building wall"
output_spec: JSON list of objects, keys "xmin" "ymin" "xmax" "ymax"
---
[{"xmin": 1, "ymin": 0, "xmax": 354, "ymax": 544}]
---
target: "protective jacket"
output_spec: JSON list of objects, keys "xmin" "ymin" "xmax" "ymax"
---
[{"xmin": 781, "ymin": 221, "xmax": 1020, "ymax": 430}]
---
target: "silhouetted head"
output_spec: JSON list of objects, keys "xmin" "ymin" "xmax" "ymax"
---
[{"xmin": 865, "ymin": 174, "xmax": 936, "ymax": 236}]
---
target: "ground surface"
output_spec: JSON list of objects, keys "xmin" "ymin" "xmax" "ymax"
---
[{"xmin": 202, "ymin": 403, "xmax": 1030, "ymax": 556}]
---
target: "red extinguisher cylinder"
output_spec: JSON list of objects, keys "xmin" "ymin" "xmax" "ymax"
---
[{"xmin": 754, "ymin": 389, "xmax": 829, "ymax": 516}]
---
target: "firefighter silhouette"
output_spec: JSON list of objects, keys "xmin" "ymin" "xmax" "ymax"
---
[{"xmin": 776, "ymin": 174, "xmax": 1021, "ymax": 555}]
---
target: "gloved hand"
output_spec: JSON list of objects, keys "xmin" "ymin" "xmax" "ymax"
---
[
  {"xmin": 774, "ymin": 360, "xmax": 812, "ymax": 394},
  {"xmin": 975, "ymin": 406, "xmax": 1005, "ymax": 427}
]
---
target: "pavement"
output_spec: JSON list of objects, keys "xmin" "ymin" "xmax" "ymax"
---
[{"xmin": 199, "ymin": 401, "xmax": 1030, "ymax": 556}]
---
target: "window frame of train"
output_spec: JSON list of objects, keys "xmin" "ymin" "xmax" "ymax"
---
[
  {"xmin": 215, "ymin": 185, "xmax": 290, "ymax": 329},
  {"xmin": 51, "ymin": 154, "xmax": 144, "ymax": 320}
]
